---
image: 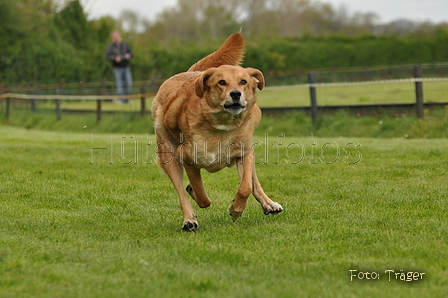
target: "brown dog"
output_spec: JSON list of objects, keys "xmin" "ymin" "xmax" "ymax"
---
[{"xmin": 152, "ymin": 33, "xmax": 283, "ymax": 231}]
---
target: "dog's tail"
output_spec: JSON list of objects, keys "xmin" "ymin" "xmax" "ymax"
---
[{"xmin": 188, "ymin": 33, "xmax": 244, "ymax": 72}]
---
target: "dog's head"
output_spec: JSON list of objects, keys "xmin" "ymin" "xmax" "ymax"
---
[{"xmin": 195, "ymin": 65, "xmax": 264, "ymax": 115}]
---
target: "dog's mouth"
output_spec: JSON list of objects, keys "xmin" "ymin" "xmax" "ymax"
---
[{"xmin": 223, "ymin": 103, "xmax": 246, "ymax": 114}]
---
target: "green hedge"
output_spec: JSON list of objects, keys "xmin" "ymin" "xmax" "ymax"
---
[{"xmin": 2, "ymin": 0, "xmax": 448, "ymax": 85}]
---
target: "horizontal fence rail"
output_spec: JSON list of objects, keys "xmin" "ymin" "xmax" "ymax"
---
[
  {"xmin": 1, "ymin": 89, "xmax": 155, "ymax": 122},
  {"xmin": 0, "ymin": 93, "xmax": 153, "ymax": 101},
  {"xmin": 2, "ymin": 64, "xmax": 448, "ymax": 123},
  {"xmin": 265, "ymin": 77, "xmax": 448, "ymax": 89}
]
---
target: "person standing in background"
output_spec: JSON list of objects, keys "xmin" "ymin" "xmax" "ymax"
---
[{"xmin": 106, "ymin": 31, "xmax": 133, "ymax": 104}]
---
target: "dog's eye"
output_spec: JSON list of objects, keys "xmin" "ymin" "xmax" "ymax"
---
[
  {"xmin": 218, "ymin": 80, "xmax": 226, "ymax": 86},
  {"xmin": 240, "ymin": 80, "xmax": 247, "ymax": 85}
]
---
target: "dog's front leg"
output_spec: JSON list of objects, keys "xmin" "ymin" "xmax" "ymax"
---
[
  {"xmin": 251, "ymin": 162, "xmax": 283, "ymax": 215},
  {"xmin": 229, "ymin": 155, "xmax": 253, "ymax": 221},
  {"xmin": 167, "ymin": 162, "xmax": 198, "ymax": 231},
  {"xmin": 157, "ymin": 140, "xmax": 198, "ymax": 231}
]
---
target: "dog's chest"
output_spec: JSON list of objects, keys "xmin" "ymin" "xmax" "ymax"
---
[{"xmin": 182, "ymin": 133, "xmax": 248, "ymax": 171}]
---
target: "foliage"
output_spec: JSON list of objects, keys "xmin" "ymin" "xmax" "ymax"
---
[
  {"xmin": 0, "ymin": 0, "xmax": 113, "ymax": 84},
  {"xmin": 2, "ymin": 0, "xmax": 448, "ymax": 85}
]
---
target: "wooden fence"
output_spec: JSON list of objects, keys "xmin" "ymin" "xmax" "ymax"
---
[
  {"xmin": 309, "ymin": 65, "xmax": 448, "ymax": 123},
  {"xmin": 1, "ymin": 86, "xmax": 153, "ymax": 123},
  {"xmin": 2, "ymin": 65, "xmax": 447, "ymax": 123}
]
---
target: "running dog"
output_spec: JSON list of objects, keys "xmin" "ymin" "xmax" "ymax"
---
[{"xmin": 152, "ymin": 33, "xmax": 283, "ymax": 231}]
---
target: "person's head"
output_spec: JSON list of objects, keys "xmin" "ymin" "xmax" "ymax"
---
[{"xmin": 111, "ymin": 31, "xmax": 121, "ymax": 43}]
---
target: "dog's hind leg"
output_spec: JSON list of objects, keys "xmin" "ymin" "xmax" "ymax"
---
[{"xmin": 184, "ymin": 163, "xmax": 211, "ymax": 208}]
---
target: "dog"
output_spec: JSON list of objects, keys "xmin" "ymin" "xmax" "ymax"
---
[{"xmin": 152, "ymin": 33, "xmax": 283, "ymax": 231}]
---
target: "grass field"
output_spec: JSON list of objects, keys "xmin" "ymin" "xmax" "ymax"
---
[
  {"xmin": 0, "ymin": 125, "xmax": 447, "ymax": 297},
  {"xmin": 3, "ymin": 106, "xmax": 448, "ymax": 139}
]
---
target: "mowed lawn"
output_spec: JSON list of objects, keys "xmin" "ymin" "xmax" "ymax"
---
[{"xmin": 0, "ymin": 126, "xmax": 447, "ymax": 297}]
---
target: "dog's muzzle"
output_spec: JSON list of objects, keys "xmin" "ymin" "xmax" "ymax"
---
[{"xmin": 224, "ymin": 90, "xmax": 246, "ymax": 114}]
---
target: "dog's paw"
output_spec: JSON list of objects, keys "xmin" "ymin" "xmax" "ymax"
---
[
  {"xmin": 182, "ymin": 220, "xmax": 199, "ymax": 232},
  {"xmin": 263, "ymin": 202, "xmax": 283, "ymax": 215},
  {"xmin": 228, "ymin": 205, "xmax": 244, "ymax": 222}
]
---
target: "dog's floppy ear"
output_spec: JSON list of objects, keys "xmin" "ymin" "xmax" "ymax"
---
[
  {"xmin": 195, "ymin": 68, "xmax": 215, "ymax": 98},
  {"xmin": 246, "ymin": 68, "xmax": 265, "ymax": 90}
]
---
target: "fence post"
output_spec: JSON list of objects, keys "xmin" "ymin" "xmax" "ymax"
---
[
  {"xmin": 308, "ymin": 72, "xmax": 318, "ymax": 125},
  {"xmin": 55, "ymin": 88, "xmax": 61, "ymax": 121},
  {"xmin": 96, "ymin": 99, "xmax": 102, "ymax": 123},
  {"xmin": 414, "ymin": 65, "xmax": 424, "ymax": 119},
  {"xmin": 140, "ymin": 86, "xmax": 146, "ymax": 116},
  {"xmin": 4, "ymin": 85, "xmax": 10, "ymax": 120},
  {"xmin": 31, "ymin": 89, "xmax": 37, "ymax": 113},
  {"xmin": 5, "ymin": 97, "xmax": 10, "ymax": 120},
  {"xmin": 96, "ymin": 89, "xmax": 102, "ymax": 123}
]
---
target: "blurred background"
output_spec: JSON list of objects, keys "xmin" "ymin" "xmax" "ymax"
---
[
  {"xmin": 2, "ymin": 0, "xmax": 448, "ymax": 85},
  {"xmin": 1, "ymin": 0, "xmax": 448, "ymax": 120}
]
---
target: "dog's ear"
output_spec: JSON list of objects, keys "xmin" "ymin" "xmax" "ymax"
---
[
  {"xmin": 246, "ymin": 68, "xmax": 265, "ymax": 90},
  {"xmin": 195, "ymin": 69, "xmax": 214, "ymax": 98}
]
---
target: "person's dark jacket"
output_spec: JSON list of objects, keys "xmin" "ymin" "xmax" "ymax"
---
[{"xmin": 106, "ymin": 41, "xmax": 133, "ymax": 68}]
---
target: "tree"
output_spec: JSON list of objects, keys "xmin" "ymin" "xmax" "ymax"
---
[
  {"xmin": 54, "ymin": 0, "xmax": 93, "ymax": 50},
  {"xmin": 0, "ymin": 0, "xmax": 21, "ymax": 73},
  {"xmin": 3, "ymin": 0, "xmax": 448, "ymax": 85}
]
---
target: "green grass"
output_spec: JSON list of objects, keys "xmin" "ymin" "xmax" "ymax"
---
[
  {"xmin": 4, "ymin": 106, "xmax": 448, "ymax": 139},
  {"xmin": 0, "ymin": 126, "xmax": 447, "ymax": 297}
]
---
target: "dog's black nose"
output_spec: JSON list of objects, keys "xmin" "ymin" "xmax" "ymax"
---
[{"xmin": 230, "ymin": 90, "xmax": 241, "ymax": 102}]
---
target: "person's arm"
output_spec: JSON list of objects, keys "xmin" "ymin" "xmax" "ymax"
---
[
  {"xmin": 124, "ymin": 43, "xmax": 133, "ymax": 60},
  {"xmin": 105, "ymin": 44, "xmax": 116, "ymax": 62}
]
